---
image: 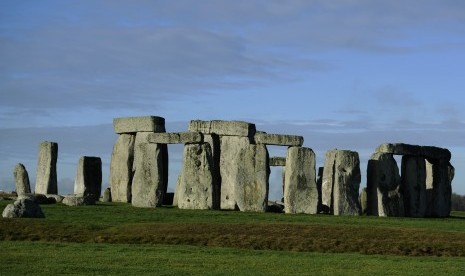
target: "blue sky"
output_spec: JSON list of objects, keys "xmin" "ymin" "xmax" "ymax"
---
[{"xmin": 1, "ymin": 0, "xmax": 464, "ymax": 199}]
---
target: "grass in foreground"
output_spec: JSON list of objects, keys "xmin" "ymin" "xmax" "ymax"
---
[{"xmin": 2, "ymin": 241, "xmax": 465, "ymax": 275}]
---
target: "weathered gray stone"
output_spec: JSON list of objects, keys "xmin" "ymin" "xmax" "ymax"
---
[
  {"xmin": 254, "ymin": 133, "xmax": 304, "ymax": 146},
  {"xmin": 110, "ymin": 134, "xmax": 135, "ymax": 203},
  {"xmin": 284, "ymin": 147, "xmax": 317, "ymax": 214},
  {"xmin": 177, "ymin": 143, "xmax": 217, "ymax": 210},
  {"xmin": 113, "ymin": 116, "xmax": 166, "ymax": 134},
  {"xmin": 2, "ymin": 198, "xmax": 45, "ymax": 218},
  {"xmin": 321, "ymin": 150, "xmax": 337, "ymax": 213},
  {"xmin": 359, "ymin": 187, "xmax": 368, "ymax": 215},
  {"xmin": 62, "ymin": 195, "xmax": 96, "ymax": 206},
  {"xmin": 429, "ymin": 159, "xmax": 454, "ymax": 217},
  {"xmin": 147, "ymin": 132, "xmax": 203, "ymax": 144},
  {"xmin": 376, "ymin": 143, "xmax": 451, "ymax": 161},
  {"xmin": 269, "ymin": 157, "xmax": 286, "ymax": 167},
  {"xmin": 332, "ymin": 150, "xmax": 361, "ymax": 216},
  {"xmin": 14, "ymin": 163, "xmax": 31, "ymax": 196},
  {"xmin": 131, "ymin": 135, "xmax": 166, "ymax": 208},
  {"xmin": 45, "ymin": 194, "xmax": 64, "ymax": 203},
  {"xmin": 203, "ymin": 134, "xmax": 221, "ymax": 209},
  {"xmin": 35, "ymin": 141, "xmax": 58, "ymax": 195},
  {"xmin": 401, "ymin": 155, "xmax": 427, "ymax": 217},
  {"xmin": 234, "ymin": 144, "xmax": 269, "ymax": 212},
  {"xmin": 102, "ymin": 188, "xmax": 112, "ymax": 202},
  {"xmin": 219, "ymin": 136, "xmax": 251, "ymax": 210},
  {"xmin": 173, "ymin": 175, "xmax": 181, "ymax": 207},
  {"xmin": 189, "ymin": 120, "xmax": 256, "ymax": 137},
  {"xmin": 74, "ymin": 156, "xmax": 102, "ymax": 201},
  {"xmin": 367, "ymin": 153, "xmax": 404, "ymax": 217}
]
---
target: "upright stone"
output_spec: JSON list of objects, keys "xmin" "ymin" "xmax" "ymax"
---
[
  {"xmin": 284, "ymin": 147, "xmax": 318, "ymax": 214},
  {"xmin": 234, "ymin": 144, "xmax": 269, "ymax": 212},
  {"xmin": 109, "ymin": 134, "xmax": 135, "ymax": 202},
  {"xmin": 359, "ymin": 187, "xmax": 368, "ymax": 215},
  {"xmin": 177, "ymin": 143, "xmax": 216, "ymax": 210},
  {"xmin": 316, "ymin": 167, "xmax": 324, "ymax": 213},
  {"xmin": 321, "ymin": 150, "xmax": 337, "ymax": 213},
  {"xmin": 103, "ymin": 188, "xmax": 112, "ymax": 202},
  {"xmin": 131, "ymin": 134, "xmax": 166, "ymax": 207},
  {"xmin": 74, "ymin": 156, "xmax": 102, "ymax": 201},
  {"xmin": 401, "ymin": 156, "xmax": 427, "ymax": 217},
  {"xmin": 13, "ymin": 163, "xmax": 31, "ymax": 196},
  {"xmin": 35, "ymin": 141, "xmax": 58, "ymax": 195},
  {"xmin": 429, "ymin": 159, "xmax": 454, "ymax": 217},
  {"xmin": 332, "ymin": 150, "xmax": 361, "ymax": 216},
  {"xmin": 366, "ymin": 153, "xmax": 404, "ymax": 217},
  {"xmin": 203, "ymin": 134, "xmax": 221, "ymax": 209}
]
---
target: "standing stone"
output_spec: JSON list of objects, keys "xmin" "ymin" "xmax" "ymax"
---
[
  {"xmin": 131, "ymin": 136, "xmax": 165, "ymax": 208},
  {"xmin": 401, "ymin": 155, "xmax": 427, "ymax": 217},
  {"xmin": 332, "ymin": 150, "xmax": 361, "ymax": 216},
  {"xmin": 359, "ymin": 187, "xmax": 368, "ymax": 215},
  {"xmin": 234, "ymin": 144, "xmax": 269, "ymax": 212},
  {"xmin": 13, "ymin": 163, "xmax": 31, "ymax": 196},
  {"xmin": 316, "ymin": 167, "xmax": 324, "ymax": 213},
  {"xmin": 35, "ymin": 141, "xmax": 58, "ymax": 195},
  {"xmin": 203, "ymin": 134, "xmax": 221, "ymax": 210},
  {"xmin": 429, "ymin": 159, "xmax": 454, "ymax": 217},
  {"xmin": 177, "ymin": 143, "xmax": 216, "ymax": 210},
  {"xmin": 219, "ymin": 136, "xmax": 252, "ymax": 210},
  {"xmin": 110, "ymin": 134, "xmax": 135, "ymax": 203},
  {"xmin": 103, "ymin": 188, "xmax": 112, "ymax": 202},
  {"xmin": 284, "ymin": 147, "xmax": 318, "ymax": 214},
  {"xmin": 173, "ymin": 175, "xmax": 181, "ymax": 207},
  {"xmin": 321, "ymin": 150, "xmax": 337, "ymax": 213},
  {"xmin": 425, "ymin": 160, "xmax": 434, "ymax": 217},
  {"xmin": 366, "ymin": 153, "xmax": 404, "ymax": 217},
  {"xmin": 74, "ymin": 156, "xmax": 102, "ymax": 201}
]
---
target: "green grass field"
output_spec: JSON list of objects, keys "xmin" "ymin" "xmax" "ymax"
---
[{"xmin": 2, "ymin": 200, "xmax": 465, "ymax": 275}]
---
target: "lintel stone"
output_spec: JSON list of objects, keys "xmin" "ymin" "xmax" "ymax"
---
[
  {"xmin": 188, "ymin": 120, "xmax": 256, "ymax": 137},
  {"xmin": 147, "ymin": 132, "xmax": 203, "ymax": 144},
  {"xmin": 113, "ymin": 116, "xmax": 165, "ymax": 134},
  {"xmin": 269, "ymin": 157, "xmax": 286, "ymax": 166},
  {"xmin": 254, "ymin": 133, "xmax": 303, "ymax": 146},
  {"xmin": 376, "ymin": 143, "xmax": 451, "ymax": 161}
]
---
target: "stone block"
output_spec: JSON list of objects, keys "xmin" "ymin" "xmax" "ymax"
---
[
  {"xmin": 401, "ymin": 155, "xmax": 427, "ymax": 217},
  {"xmin": 332, "ymin": 150, "xmax": 361, "ymax": 216},
  {"xmin": 284, "ymin": 147, "xmax": 318, "ymax": 214},
  {"xmin": 2, "ymin": 198, "xmax": 45, "ymax": 218},
  {"xmin": 429, "ymin": 159, "xmax": 454, "ymax": 217},
  {"xmin": 113, "ymin": 116, "xmax": 165, "ymax": 134},
  {"xmin": 376, "ymin": 143, "xmax": 451, "ymax": 161},
  {"xmin": 14, "ymin": 163, "xmax": 31, "ymax": 196},
  {"xmin": 189, "ymin": 120, "xmax": 256, "ymax": 137},
  {"xmin": 269, "ymin": 157, "xmax": 286, "ymax": 166},
  {"xmin": 74, "ymin": 156, "xmax": 102, "ymax": 201},
  {"xmin": 109, "ymin": 134, "xmax": 135, "ymax": 203},
  {"xmin": 321, "ymin": 150, "xmax": 336, "ymax": 213},
  {"xmin": 147, "ymin": 132, "xmax": 203, "ymax": 144},
  {"xmin": 35, "ymin": 141, "xmax": 58, "ymax": 195},
  {"xmin": 254, "ymin": 133, "xmax": 304, "ymax": 146},
  {"xmin": 102, "ymin": 188, "xmax": 112, "ymax": 202}
]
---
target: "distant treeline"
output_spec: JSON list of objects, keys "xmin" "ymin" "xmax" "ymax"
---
[{"xmin": 451, "ymin": 193, "xmax": 465, "ymax": 211}]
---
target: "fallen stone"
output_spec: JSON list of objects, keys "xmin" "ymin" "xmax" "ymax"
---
[
  {"xmin": 284, "ymin": 147, "xmax": 318, "ymax": 214},
  {"xmin": 366, "ymin": 153, "xmax": 404, "ymax": 217},
  {"xmin": 102, "ymin": 188, "xmax": 112, "ymax": 202},
  {"xmin": 2, "ymin": 198, "xmax": 45, "ymax": 218},
  {"xmin": 74, "ymin": 156, "xmax": 102, "ymax": 202},
  {"xmin": 46, "ymin": 194, "xmax": 64, "ymax": 203},
  {"xmin": 332, "ymin": 150, "xmax": 362, "ymax": 216},
  {"xmin": 376, "ymin": 143, "xmax": 451, "ymax": 161},
  {"xmin": 189, "ymin": 120, "xmax": 256, "ymax": 137},
  {"xmin": 267, "ymin": 201, "xmax": 284, "ymax": 213},
  {"xmin": 109, "ymin": 134, "xmax": 135, "ymax": 203},
  {"xmin": 177, "ymin": 143, "xmax": 217, "ymax": 210},
  {"xmin": 146, "ymin": 132, "xmax": 203, "ymax": 144},
  {"xmin": 254, "ymin": 133, "xmax": 304, "ymax": 146},
  {"xmin": 401, "ymin": 155, "xmax": 427, "ymax": 217},
  {"xmin": 35, "ymin": 141, "xmax": 58, "ymax": 195},
  {"xmin": 13, "ymin": 163, "xmax": 31, "ymax": 196},
  {"xmin": 269, "ymin": 157, "xmax": 286, "ymax": 166},
  {"xmin": 62, "ymin": 195, "xmax": 96, "ymax": 206},
  {"xmin": 113, "ymin": 116, "xmax": 166, "ymax": 134}
]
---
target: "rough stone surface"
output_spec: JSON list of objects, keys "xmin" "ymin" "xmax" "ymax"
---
[
  {"xmin": 74, "ymin": 156, "xmax": 102, "ymax": 201},
  {"xmin": 45, "ymin": 194, "xmax": 64, "ymax": 203},
  {"xmin": 331, "ymin": 150, "xmax": 362, "ymax": 216},
  {"xmin": 254, "ymin": 133, "xmax": 304, "ymax": 146},
  {"xmin": 269, "ymin": 157, "xmax": 286, "ymax": 167},
  {"xmin": 177, "ymin": 143, "xmax": 217, "ymax": 210},
  {"xmin": 401, "ymin": 156, "xmax": 427, "ymax": 217},
  {"xmin": 110, "ymin": 134, "xmax": 135, "ymax": 203},
  {"xmin": 189, "ymin": 120, "xmax": 256, "ymax": 137},
  {"xmin": 102, "ymin": 188, "xmax": 112, "ymax": 202},
  {"xmin": 316, "ymin": 167, "xmax": 324, "ymax": 213},
  {"xmin": 113, "ymin": 116, "xmax": 166, "ymax": 134},
  {"xmin": 2, "ymin": 198, "xmax": 45, "ymax": 218},
  {"xmin": 367, "ymin": 153, "xmax": 404, "ymax": 217},
  {"xmin": 147, "ymin": 132, "xmax": 203, "ymax": 144},
  {"xmin": 62, "ymin": 195, "xmax": 96, "ymax": 206},
  {"xmin": 35, "ymin": 141, "xmax": 58, "ymax": 195},
  {"xmin": 284, "ymin": 147, "xmax": 317, "ymax": 214},
  {"xmin": 376, "ymin": 143, "xmax": 451, "ymax": 161},
  {"xmin": 359, "ymin": 187, "xmax": 368, "ymax": 215},
  {"xmin": 173, "ymin": 175, "xmax": 181, "ymax": 207},
  {"xmin": 234, "ymin": 144, "xmax": 269, "ymax": 212},
  {"xmin": 429, "ymin": 159, "xmax": 454, "ymax": 217},
  {"xmin": 14, "ymin": 163, "xmax": 31, "ymax": 196},
  {"xmin": 131, "ymin": 136, "xmax": 166, "ymax": 208},
  {"xmin": 321, "ymin": 150, "xmax": 337, "ymax": 213}
]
